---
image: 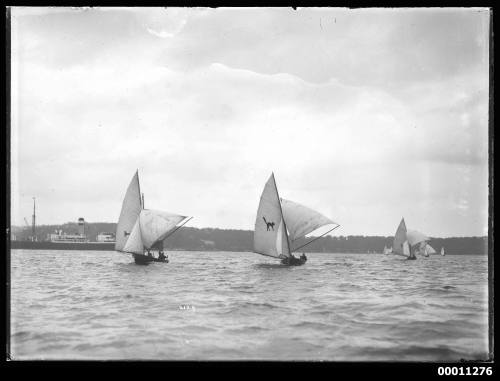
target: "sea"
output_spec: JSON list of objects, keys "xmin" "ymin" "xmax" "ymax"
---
[{"xmin": 9, "ymin": 250, "xmax": 490, "ymax": 361}]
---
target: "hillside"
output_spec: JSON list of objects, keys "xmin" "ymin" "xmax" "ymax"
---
[{"xmin": 11, "ymin": 223, "xmax": 488, "ymax": 255}]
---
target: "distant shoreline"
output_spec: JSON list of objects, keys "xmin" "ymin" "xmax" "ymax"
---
[
  {"xmin": 10, "ymin": 224, "xmax": 488, "ymax": 255},
  {"xmin": 9, "ymin": 241, "xmax": 487, "ymax": 255}
]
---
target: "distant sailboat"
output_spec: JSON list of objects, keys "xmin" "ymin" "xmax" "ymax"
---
[
  {"xmin": 423, "ymin": 243, "xmax": 436, "ymax": 257},
  {"xmin": 115, "ymin": 170, "xmax": 192, "ymax": 265},
  {"xmin": 253, "ymin": 173, "xmax": 339, "ymax": 266},
  {"xmin": 441, "ymin": 247, "xmax": 445, "ymax": 256},
  {"xmin": 390, "ymin": 218, "xmax": 409, "ymax": 258},
  {"xmin": 389, "ymin": 218, "xmax": 431, "ymax": 260},
  {"xmin": 383, "ymin": 245, "xmax": 392, "ymax": 254},
  {"xmin": 406, "ymin": 229, "xmax": 431, "ymax": 260}
]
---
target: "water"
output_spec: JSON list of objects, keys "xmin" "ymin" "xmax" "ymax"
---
[{"xmin": 10, "ymin": 250, "xmax": 490, "ymax": 361}]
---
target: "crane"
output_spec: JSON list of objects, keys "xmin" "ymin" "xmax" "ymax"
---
[{"xmin": 23, "ymin": 217, "xmax": 31, "ymax": 241}]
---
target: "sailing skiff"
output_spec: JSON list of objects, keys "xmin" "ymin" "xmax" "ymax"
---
[
  {"xmin": 253, "ymin": 173, "xmax": 339, "ymax": 266},
  {"xmin": 115, "ymin": 170, "xmax": 192, "ymax": 264}
]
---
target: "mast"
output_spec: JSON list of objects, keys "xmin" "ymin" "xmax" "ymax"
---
[
  {"xmin": 271, "ymin": 173, "xmax": 291, "ymax": 257},
  {"xmin": 32, "ymin": 197, "xmax": 36, "ymax": 242}
]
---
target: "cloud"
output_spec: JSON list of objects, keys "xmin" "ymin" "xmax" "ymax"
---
[{"xmin": 10, "ymin": 7, "xmax": 490, "ymax": 237}]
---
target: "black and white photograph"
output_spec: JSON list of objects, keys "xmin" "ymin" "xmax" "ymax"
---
[{"xmin": 7, "ymin": 7, "xmax": 492, "ymax": 363}]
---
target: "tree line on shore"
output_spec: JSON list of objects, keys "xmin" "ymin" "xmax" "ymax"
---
[{"xmin": 11, "ymin": 223, "xmax": 488, "ymax": 255}]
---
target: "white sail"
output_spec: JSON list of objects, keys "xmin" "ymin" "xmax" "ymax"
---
[
  {"xmin": 139, "ymin": 209, "xmax": 187, "ymax": 249},
  {"xmin": 403, "ymin": 240, "xmax": 410, "ymax": 255},
  {"xmin": 253, "ymin": 173, "xmax": 291, "ymax": 259},
  {"xmin": 392, "ymin": 218, "xmax": 407, "ymax": 255},
  {"xmin": 406, "ymin": 230, "xmax": 430, "ymax": 247},
  {"xmin": 115, "ymin": 171, "xmax": 142, "ymax": 251},
  {"xmin": 441, "ymin": 247, "xmax": 445, "ymax": 256},
  {"xmin": 122, "ymin": 218, "xmax": 144, "ymax": 255},
  {"xmin": 281, "ymin": 198, "xmax": 338, "ymax": 242},
  {"xmin": 425, "ymin": 244, "xmax": 436, "ymax": 255}
]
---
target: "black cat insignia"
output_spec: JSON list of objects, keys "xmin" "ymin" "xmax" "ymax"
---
[{"xmin": 262, "ymin": 217, "xmax": 275, "ymax": 231}]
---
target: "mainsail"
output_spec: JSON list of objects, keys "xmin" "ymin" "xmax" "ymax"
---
[
  {"xmin": 406, "ymin": 230, "xmax": 430, "ymax": 248},
  {"xmin": 403, "ymin": 240, "xmax": 410, "ymax": 255},
  {"xmin": 425, "ymin": 244, "xmax": 436, "ymax": 255},
  {"xmin": 122, "ymin": 209, "xmax": 187, "ymax": 255},
  {"xmin": 139, "ymin": 209, "xmax": 187, "ymax": 248},
  {"xmin": 115, "ymin": 171, "xmax": 142, "ymax": 251},
  {"xmin": 253, "ymin": 173, "xmax": 291, "ymax": 259},
  {"xmin": 392, "ymin": 218, "xmax": 407, "ymax": 255},
  {"xmin": 280, "ymin": 199, "xmax": 338, "ymax": 242}
]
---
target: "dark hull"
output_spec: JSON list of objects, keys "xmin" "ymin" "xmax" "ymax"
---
[
  {"xmin": 133, "ymin": 254, "xmax": 168, "ymax": 265},
  {"xmin": 281, "ymin": 257, "xmax": 307, "ymax": 266},
  {"xmin": 10, "ymin": 240, "xmax": 115, "ymax": 251}
]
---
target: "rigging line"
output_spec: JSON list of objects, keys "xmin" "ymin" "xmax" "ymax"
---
[{"xmin": 291, "ymin": 224, "xmax": 340, "ymax": 252}]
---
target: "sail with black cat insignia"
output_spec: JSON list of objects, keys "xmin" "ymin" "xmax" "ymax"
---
[
  {"xmin": 253, "ymin": 173, "xmax": 291, "ymax": 259},
  {"xmin": 253, "ymin": 173, "xmax": 339, "ymax": 265},
  {"xmin": 115, "ymin": 170, "xmax": 192, "ymax": 264}
]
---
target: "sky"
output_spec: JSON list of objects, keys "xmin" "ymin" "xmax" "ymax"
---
[{"xmin": 10, "ymin": 7, "xmax": 490, "ymax": 237}]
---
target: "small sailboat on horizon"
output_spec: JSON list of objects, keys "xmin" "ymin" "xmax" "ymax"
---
[
  {"xmin": 115, "ymin": 170, "xmax": 192, "ymax": 265},
  {"xmin": 441, "ymin": 247, "xmax": 445, "ymax": 256},
  {"xmin": 253, "ymin": 173, "xmax": 340, "ymax": 266},
  {"xmin": 389, "ymin": 218, "xmax": 433, "ymax": 260}
]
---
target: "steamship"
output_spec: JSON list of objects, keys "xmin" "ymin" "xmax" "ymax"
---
[{"xmin": 11, "ymin": 217, "xmax": 116, "ymax": 251}]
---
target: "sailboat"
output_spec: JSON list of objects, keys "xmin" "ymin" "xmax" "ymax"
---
[
  {"xmin": 390, "ymin": 218, "xmax": 409, "ymax": 258},
  {"xmin": 406, "ymin": 229, "xmax": 432, "ymax": 260},
  {"xmin": 441, "ymin": 247, "xmax": 445, "ymax": 256},
  {"xmin": 389, "ymin": 218, "xmax": 431, "ymax": 260},
  {"xmin": 423, "ymin": 243, "xmax": 436, "ymax": 257},
  {"xmin": 115, "ymin": 170, "xmax": 192, "ymax": 265},
  {"xmin": 383, "ymin": 245, "xmax": 392, "ymax": 254},
  {"xmin": 253, "ymin": 173, "xmax": 339, "ymax": 266}
]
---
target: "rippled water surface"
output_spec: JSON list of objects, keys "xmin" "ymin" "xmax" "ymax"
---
[{"xmin": 10, "ymin": 250, "xmax": 490, "ymax": 361}]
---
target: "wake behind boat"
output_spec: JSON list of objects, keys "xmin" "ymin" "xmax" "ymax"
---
[
  {"xmin": 115, "ymin": 170, "xmax": 192, "ymax": 265},
  {"xmin": 253, "ymin": 173, "xmax": 339, "ymax": 266}
]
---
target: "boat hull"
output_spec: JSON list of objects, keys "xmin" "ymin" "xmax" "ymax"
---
[
  {"xmin": 10, "ymin": 240, "xmax": 115, "ymax": 251},
  {"xmin": 132, "ymin": 254, "xmax": 169, "ymax": 265},
  {"xmin": 281, "ymin": 256, "xmax": 307, "ymax": 266}
]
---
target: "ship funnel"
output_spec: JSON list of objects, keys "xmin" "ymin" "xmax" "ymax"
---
[{"xmin": 78, "ymin": 217, "xmax": 85, "ymax": 236}]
